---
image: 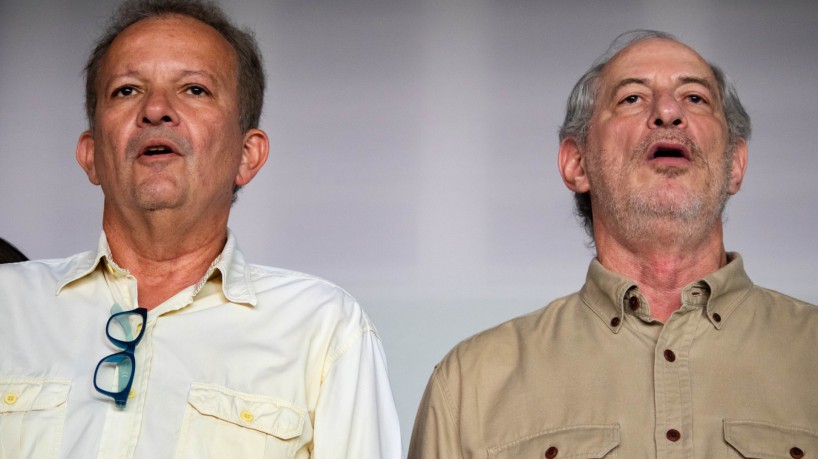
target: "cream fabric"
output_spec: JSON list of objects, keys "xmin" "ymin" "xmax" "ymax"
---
[{"xmin": 0, "ymin": 230, "xmax": 401, "ymax": 459}]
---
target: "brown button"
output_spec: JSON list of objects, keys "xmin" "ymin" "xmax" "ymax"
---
[
  {"xmin": 712, "ymin": 313, "xmax": 722, "ymax": 322},
  {"xmin": 544, "ymin": 446, "xmax": 558, "ymax": 459},
  {"xmin": 628, "ymin": 296, "xmax": 640, "ymax": 311},
  {"xmin": 666, "ymin": 429, "xmax": 681, "ymax": 442},
  {"xmin": 790, "ymin": 447, "xmax": 804, "ymax": 458},
  {"xmin": 664, "ymin": 349, "xmax": 676, "ymax": 362},
  {"xmin": 610, "ymin": 317, "xmax": 621, "ymax": 327}
]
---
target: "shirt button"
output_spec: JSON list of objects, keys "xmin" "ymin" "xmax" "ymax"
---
[
  {"xmin": 712, "ymin": 313, "xmax": 722, "ymax": 322},
  {"xmin": 240, "ymin": 410, "xmax": 255, "ymax": 423},
  {"xmin": 128, "ymin": 389, "xmax": 136, "ymax": 399},
  {"xmin": 610, "ymin": 317, "xmax": 621, "ymax": 327},
  {"xmin": 664, "ymin": 349, "xmax": 676, "ymax": 362},
  {"xmin": 790, "ymin": 447, "xmax": 804, "ymax": 458},
  {"xmin": 666, "ymin": 429, "xmax": 681, "ymax": 442},
  {"xmin": 544, "ymin": 446, "xmax": 558, "ymax": 458},
  {"xmin": 3, "ymin": 392, "xmax": 19, "ymax": 405},
  {"xmin": 628, "ymin": 296, "xmax": 640, "ymax": 311}
]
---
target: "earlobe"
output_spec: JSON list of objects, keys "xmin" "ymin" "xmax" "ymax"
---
[
  {"xmin": 76, "ymin": 131, "xmax": 101, "ymax": 186},
  {"xmin": 558, "ymin": 137, "xmax": 590, "ymax": 193},
  {"xmin": 235, "ymin": 129, "xmax": 270, "ymax": 187},
  {"xmin": 727, "ymin": 139, "xmax": 748, "ymax": 195}
]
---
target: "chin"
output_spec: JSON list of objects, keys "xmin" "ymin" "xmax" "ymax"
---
[{"xmin": 133, "ymin": 186, "xmax": 185, "ymax": 211}]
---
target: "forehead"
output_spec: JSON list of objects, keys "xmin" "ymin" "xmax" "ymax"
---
[
  {"xmin": 101, "ymin": 15, "xmax": 237, "ymax": 79},
  {"xmin": 599, "ymin": 38, "xmax": 716, "ymax": 91}
]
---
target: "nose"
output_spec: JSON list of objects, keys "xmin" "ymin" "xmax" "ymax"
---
[
  {"xmin": 139, "ymin": 89, "xmax": 179, "ymax": 126},
  {"xmin": 650, "ymin": 93, "xmax": 685, "ymax": 129}
]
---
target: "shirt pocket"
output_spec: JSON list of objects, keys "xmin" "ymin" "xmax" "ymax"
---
[
  {"xmin": 724, "ymin": 419, "xmax": 818, "ymax": 459},
  {"xmin": 487, "ymin": 424, "xmax": 621, "ymax": 459},
  {"xmin": 0, "ymin": 377, "xmax": 71, "ymax": 459},
  {"xmin": 174, "ymin": 382, "xmax": 307, "ymax": 459}
]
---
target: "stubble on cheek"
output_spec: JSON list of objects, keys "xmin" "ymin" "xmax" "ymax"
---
[{"xmin": 586, "ymin": 134, "xmax": 734, "ymax": 245}]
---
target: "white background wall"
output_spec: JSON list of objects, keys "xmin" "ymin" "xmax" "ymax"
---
[{"xmin": 2, "ymin": 0, "xmax": 816, "ymax": 453}]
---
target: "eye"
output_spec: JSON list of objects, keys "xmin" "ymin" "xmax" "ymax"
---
[
  {"xmin": 620, "ymin": 94, "xmax": 640, "ymax": 104},
  {"xmin": 687, "ymin": 94, "xmax": 707, "ymax": 104},
  {"xmin": 112, "ymin": 86, "xmax": 137, "ymax": 97},
  {"xmin": 185, "ymin": 85, "xmax": 209, "ymax": 96}
]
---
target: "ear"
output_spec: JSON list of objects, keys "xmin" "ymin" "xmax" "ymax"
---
[
  {"xmin": 234, "ymin": 128, "xmax": 269, "ymax": 187},
  {"xmin": 558, "ymin": 137, "xmax": 590, "ymax": 193},
  {"xmin": 76, "ymin": 131, "xmax": 101, "ymax": 185},
  {"xmin": 727, "ymin": 139, "xmax": 748, "ymax": 195}
]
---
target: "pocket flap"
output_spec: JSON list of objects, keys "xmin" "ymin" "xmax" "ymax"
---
[
  {"xmin": 187, "ymin": 383, "xmax": 304, "ymax": 440},
  {"xmin": 488, "ymin": 424, "xmax": 620, "ymax": 458},
  {"xmin": 0, "ymin": 377, "xmax": 70, "ymax": 413},
  {"xmin": 724, "ymin": 419, "xmax": 818, "ymax": 459}
]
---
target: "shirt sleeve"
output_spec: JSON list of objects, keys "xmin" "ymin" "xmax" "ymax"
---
[
  {"xmin": 311, "ymin": 327, "xmax": 402, "ymax": 458},
  {"xmin": 407, "ymin": 365, "xmax": 462, "ymax": 459}
]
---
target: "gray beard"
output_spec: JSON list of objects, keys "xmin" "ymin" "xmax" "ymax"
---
[{"xmin": 591, "ymin": 139, "xmax": 735, "ymax": 248}]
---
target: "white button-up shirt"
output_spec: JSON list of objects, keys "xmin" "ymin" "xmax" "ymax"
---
[{"xmin": 0, "ymin": 231, "xmax": 401, "ymax": 458}]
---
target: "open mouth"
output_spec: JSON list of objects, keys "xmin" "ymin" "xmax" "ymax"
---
[
  {"xmin": 143, "ymin": 145, "xmax": 175, "ymax": 156},
  {"xmin": 652, "ymin": 148, "xmax": 685, "ymax": 159},
  {"xmin": 648, "ymin": 143, "xmax": 690, "ymax": 161}
]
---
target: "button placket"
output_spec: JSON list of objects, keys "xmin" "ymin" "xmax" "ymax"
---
[
  {"xmin": 96, "ymin": 314, "xmax": 155, "ymax": 459},
  {"xmin": 653, "ymin": 303, "xmax": 698, "ymax": 455}
]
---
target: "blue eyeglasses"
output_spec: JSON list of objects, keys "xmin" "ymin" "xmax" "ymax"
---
[{"xmin": 93, "ymin": 305, "xmax": 147, "ymax": 407}]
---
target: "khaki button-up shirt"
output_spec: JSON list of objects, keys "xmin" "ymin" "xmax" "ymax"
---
[{"xmin": 409, "ymin": 254, "xmax": 818, "ymax": 458}]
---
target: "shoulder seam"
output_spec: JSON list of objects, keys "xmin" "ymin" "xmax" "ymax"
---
[
  {"xmin": 321, "ymin": 326, "xmax": 378, "ymax": 381},
  {"xmin": 433, "ymin": 366, "xmax": 463, "ymax": 454}
]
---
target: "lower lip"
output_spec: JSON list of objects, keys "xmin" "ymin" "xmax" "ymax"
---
[
  {"xmin": 137, "ymin": 153, "xmax": 179, "ymax": 164},
  {"xmin": 649, "ymin": 156, "xmax": 690, "ymax": 167}
]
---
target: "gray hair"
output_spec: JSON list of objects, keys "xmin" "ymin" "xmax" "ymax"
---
[
  {"xmin": 558, "ymin": 30, "xmax": 752, "ymax": 239},
  {"xmin": 83, "ymin": 0, "xmax": 265, "ymax": 134}
]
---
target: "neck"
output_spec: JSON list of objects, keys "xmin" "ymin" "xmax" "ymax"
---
[
  {"xmin": 594, "ymin": 218, "xmax": 727, "ymax": 323},
  {"xmin": 102, "ymin": 206, "xmax": 229, "ymax": 310}
]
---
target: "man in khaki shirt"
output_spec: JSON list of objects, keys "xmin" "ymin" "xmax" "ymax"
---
[{"xmin": 408, "ymin": 30, "xmax": 818, "ymax": 458}]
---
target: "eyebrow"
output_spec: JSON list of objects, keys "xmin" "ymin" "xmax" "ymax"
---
[
  {"xmin": 104, "ymin": 69, "xmax": 141, "ymax": 85},
  {"xmin": 610, "ymin": 77, "xmax": 648, "ymax": 94},
  {"xmin": 610, "ymin": 75, "xmax": 716, "ymax": 95},
  {"xmin": 104, "ymin": 69, "xmax": 220, "ymax": 85},
  {"xmin": 178, "ymin": 70, "xmax": 219, "ymax": 82},
  {"xmin": 678, "ymin": 75, "xmax": 715, "ymax": 94}
]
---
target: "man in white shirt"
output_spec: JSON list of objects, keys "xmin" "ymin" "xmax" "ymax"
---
[{"xmin": 0, "ymin": 1, "xmax": 401, "ymax": 457}]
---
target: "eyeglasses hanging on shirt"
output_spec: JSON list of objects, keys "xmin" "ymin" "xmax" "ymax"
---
[{"xmin": 93, "ymin": 304, "xmax": 148, "ymax": 407}]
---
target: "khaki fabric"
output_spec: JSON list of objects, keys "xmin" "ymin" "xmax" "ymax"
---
[{"xmin": 409, "ymin": 254, "xmax": 818, "ymax": 458}]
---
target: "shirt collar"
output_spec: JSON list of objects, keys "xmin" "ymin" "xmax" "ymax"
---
[
  {"xmin": 579, "ymin": 252, "xmax": 752, "ymax": 332},
  {"xmin": 56, "ymin": 229, "xmax": 258, "ymax": 307},
  {"xmin": 698, "ymin": 252, "xmax": 753, "ymax": 329},
  {"xmin": 579, "ymin": 258, "xmax": 635, "ymax": 334}
]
